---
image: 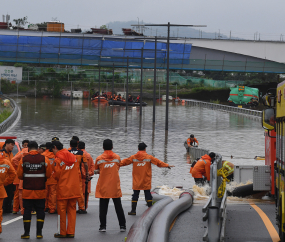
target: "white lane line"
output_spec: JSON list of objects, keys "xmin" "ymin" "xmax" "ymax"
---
[{"xmin": 2, "ymin": 216, "xmax": 23, "ymax": 225}]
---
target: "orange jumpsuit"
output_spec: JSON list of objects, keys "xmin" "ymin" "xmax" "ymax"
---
[
  {"xmin": 120, "ymin": 151, "xmax": 170, "ymax": 190},
  {"xmin": 42, "ymin": 150, "xmax": 57, "ymax": 213},
  {"xmin": 190, "ymin": 154, "xmax": 212, "ymax": 181},
  {"xmin": 53, "ymin": 149, "xmax": 81, "ymax": 236},
  {"xmin": 95, "ymin": 150, "xmax": 126, "ymax": 228},
  {"xmin": 80, "ymin": 149, "xmax": 95, "ymax": 209},
  {"xmin": 0, "ymin": 155, "xmax": 16, "ymax": 233},
  {"xmin": 68, "ymin": 148, "xmax": 88, "ymax": 210},
  {"xmin": 11, "ymin": 148, "xmax": 29, "ymax": 214},
  {"xmin": 187, "ymin": 137, "xmax": 198, "ymax": 146},
  {"xmin": 95, "ymin": 150, "xmax": 122, "ymax": 198}
]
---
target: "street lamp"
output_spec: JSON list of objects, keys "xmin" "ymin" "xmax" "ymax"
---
[{"xmin": 131, "ymin": 22, "xmax": 207, "ymax": 131}]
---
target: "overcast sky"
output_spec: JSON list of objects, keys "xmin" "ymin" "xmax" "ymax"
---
[{"xmin": 2, "ymin": 0, "xmax": 285, "ymax": 40}]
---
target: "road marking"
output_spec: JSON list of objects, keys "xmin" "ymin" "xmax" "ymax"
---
[
  {"xmin": 250, "ymin": 203, "xmax": 280, "ymax": 242},
  {"xmin": 2, "ymin": 216, "xmax": 23, "ymax": 225}
]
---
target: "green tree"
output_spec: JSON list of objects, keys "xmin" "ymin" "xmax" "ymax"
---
[
  {"xmin": 13, "ymin": 16, "xmax": 28, "ymax": 27},
  {"xmin": 100, "ymin": 25, "xmax": 107, "ymax": 29}
]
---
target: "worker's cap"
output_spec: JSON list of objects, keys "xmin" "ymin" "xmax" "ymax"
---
[
  {"xmin": 71, "ymin": 136, "xmax": 79, "ymax": 142},
  {"xmin": 45, "ymin": 142, "xmax": 53, "ymax": 150},
  {"xmin": 209, "ymin": 152, "xmax": 216, "ymax": 160},
  {"xmin": 103, "ymin": 139, "xmax": 113, "ymax": 150},
  {"xmin": 50, "ymin": 141, "xmax": 63, "ymax": 152},
  {"xmin": 138, "ymin": 142, "xmax": 147, "ymax": 151},
  {"xmin": 51, "ymin": 137, "xmax": 59, "ymax": 142},
  {"xmin": 190, "ymin": 134, "xmax": 194, "ymax": 138},
  {"xmin": 28, "ymin": 141, "xmax": 38, "ymax": 149},
  {"xmin": 39, "ymin": 144, "xmax": 46, "ymax": 150}
]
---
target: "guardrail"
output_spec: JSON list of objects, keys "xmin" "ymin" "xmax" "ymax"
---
[
  {"xmin": 184, "ymin": 142, "xmax": 209, "ymax": 162},
  {"xmin": 0, "ymin": 96, "xmax": 21, "ymax": 134},
  {"xmin": 184, "ymin": 99, "xmax": 262, "ymax": 118},
  {"xmin": 202, "ymin": 153, "xmax": 227, "ymax": 242}
]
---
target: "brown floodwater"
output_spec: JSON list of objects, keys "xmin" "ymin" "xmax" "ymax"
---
[{"xmin": 4, "ymin": 97, "xmax": 265, "ymax": 200}]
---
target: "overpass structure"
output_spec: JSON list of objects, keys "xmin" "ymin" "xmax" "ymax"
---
[{"xmin": 0, "ymin": 29, "xmax": 285, "ymax": 73}]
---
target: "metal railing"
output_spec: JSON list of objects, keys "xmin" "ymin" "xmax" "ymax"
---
[
  {"xmin": 184, "ymin": 142, "xmax": 209, "ymax": 161},
  {"xmin": 0, "ymin": 96, "xmax": 21, "ymax": 134},
  {"xmin": 184, "ymin": 99, "xmax": 262, "ymax": 119},
  {"xmin": 202, "ymin": 153, "xmax": 227, "ymax": 242}
]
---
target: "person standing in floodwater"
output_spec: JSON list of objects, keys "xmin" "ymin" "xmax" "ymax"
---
[
  {"xmin": 120, "ymin": 142, "xmax": 175, "ymax": 216},
  {"xmin": 190, "ymin": 152, "xmax": 215, "ymax": 185}
]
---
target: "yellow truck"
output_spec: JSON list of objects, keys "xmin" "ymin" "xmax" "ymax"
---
[{"xmin": 262, "ymin": 81, "xmax": 285, "ymax": 240}]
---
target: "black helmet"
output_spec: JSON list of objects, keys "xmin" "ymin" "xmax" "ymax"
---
[{"xmin": 190, "ymin": 134, "xmax": 194, "ymax": 138}]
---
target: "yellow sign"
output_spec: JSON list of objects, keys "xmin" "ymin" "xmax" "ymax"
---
[
  {"xmin": 276, "ymin": 80, "xmax": 285, "ymax": 117},
  {"xmin": 238, "ymin": 105, "xmax": 242, "ymax": 108}
]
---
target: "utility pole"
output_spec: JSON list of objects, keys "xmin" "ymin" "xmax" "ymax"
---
[{"xmin": 132, "ymin": 22, "xmax": 207, "ymax": 130}]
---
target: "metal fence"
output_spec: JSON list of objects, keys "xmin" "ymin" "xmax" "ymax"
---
[
  {"xmin": 184, "ymin": 142, "xmax": 209, "ymax": 161},
  {"xmin": 202, "ymin": 154, "xmax": 227, "ymax": 242},
  {"xmin": 0, "ymin": 96, "xmax": 21, "ymax": 134},
  {"xmin": 184, "ymin": 99, "xmax": 262, "ymax": 119}
]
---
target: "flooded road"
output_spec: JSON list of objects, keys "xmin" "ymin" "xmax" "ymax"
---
[{"xmin": 5, "ymin": 97, "xmax": 265, "ymax": 200}]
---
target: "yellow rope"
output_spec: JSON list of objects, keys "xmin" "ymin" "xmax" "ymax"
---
[{"xmin": 217, "ymin": 167, "xmax": 230, "ymax": 198}]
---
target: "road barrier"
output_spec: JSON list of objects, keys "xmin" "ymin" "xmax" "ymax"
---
[
  {"xmin": 184, "ymin": 142, "xmax": 210, "ymax": 161},
  {"xmin": 184, "ymin": 99, "xmax": 262, "ymax": 119},
  {"xmin": 202, "ymin": 154, "xmax": 227, "ymax": 242},
  {"xmin": 0, "ymin": 96, "xmax": 21, "ymax": 134}
]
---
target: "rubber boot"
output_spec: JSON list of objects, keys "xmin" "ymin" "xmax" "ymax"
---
[
  {"xmin": 36, "ymin": 220, "xmax": 44, "ymax": 239},
  {"xmin": 128, "ymin": 201, "xmax": 137, "ymax": 215},
  {"xmin": 21, "ymin": 221, "xmax": 31, "ymax": 239},
  {"xmin": 147, "ymin": 200, "xmax": 153, "ymax": 208}
]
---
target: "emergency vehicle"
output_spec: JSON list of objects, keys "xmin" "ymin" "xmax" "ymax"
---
[{"xmin": 262, "ymin": 83, "xmax": 285, "ymax": 240}]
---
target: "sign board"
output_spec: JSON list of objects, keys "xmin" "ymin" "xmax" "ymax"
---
[{"xmin": 0, "ymin": 66, "xmax": 23, "ymax": 83}]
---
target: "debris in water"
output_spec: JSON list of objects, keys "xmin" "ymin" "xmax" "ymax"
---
[
  {"xmin": 192, "ymin": 184, "xmax": 211, "ymax": 200},
  {"xmin": 157, "ymin": 185, "xmax": 184, "ymax": 200}
]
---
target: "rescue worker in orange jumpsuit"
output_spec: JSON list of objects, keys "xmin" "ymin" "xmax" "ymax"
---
[
  {"xmin": 17, "ymin": 141, "xmax": 52, "ymax": 239},
  {"xmin": 128, "ymin": 95, "xmax": 133, "ymax": 102},
  {"xmin": 190, "ymin": 152, "xmax": 216, "ymax": 185},
  {"xmin": 117, "ymin": 94, "xmax": 122, "ymax": 101},
  {"xmin": 120, "ymin": 142, "xmax": 175, "ymax": 215},
  {"xmin": 42, "ymin": 142, "xmax": 57, "ymax": 214},
  {"xmin": 1, "ymin": 139, "xmax": 15, "ymax": 214},
  {"xmin": 187, "ymin": 134, "xmax": 199, "ymax": 147},
  {"xmin": 68, "ymin": 139, "xmax": 88, "ymax": 214},
  {"xmin": 78, "ymin": 141, "xmax": 95, "ymax": 210},
  {"xmin": 0, "ymin": 152, "xmax": 16, "ymax": 233},
  {"xmin": 11, "ymin": 140, "xmax": 29, "ymax": 215},
  {"xmin": 135, "ymin": 95, "xmax": 140, "ymax": 103},
  {"xmin": 51, "ymin": 141, "xmax": 81, "ymax": 238},
  {"xmin": 95, "ymin": 139, "xmax": 126, "ymax": 232}
]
